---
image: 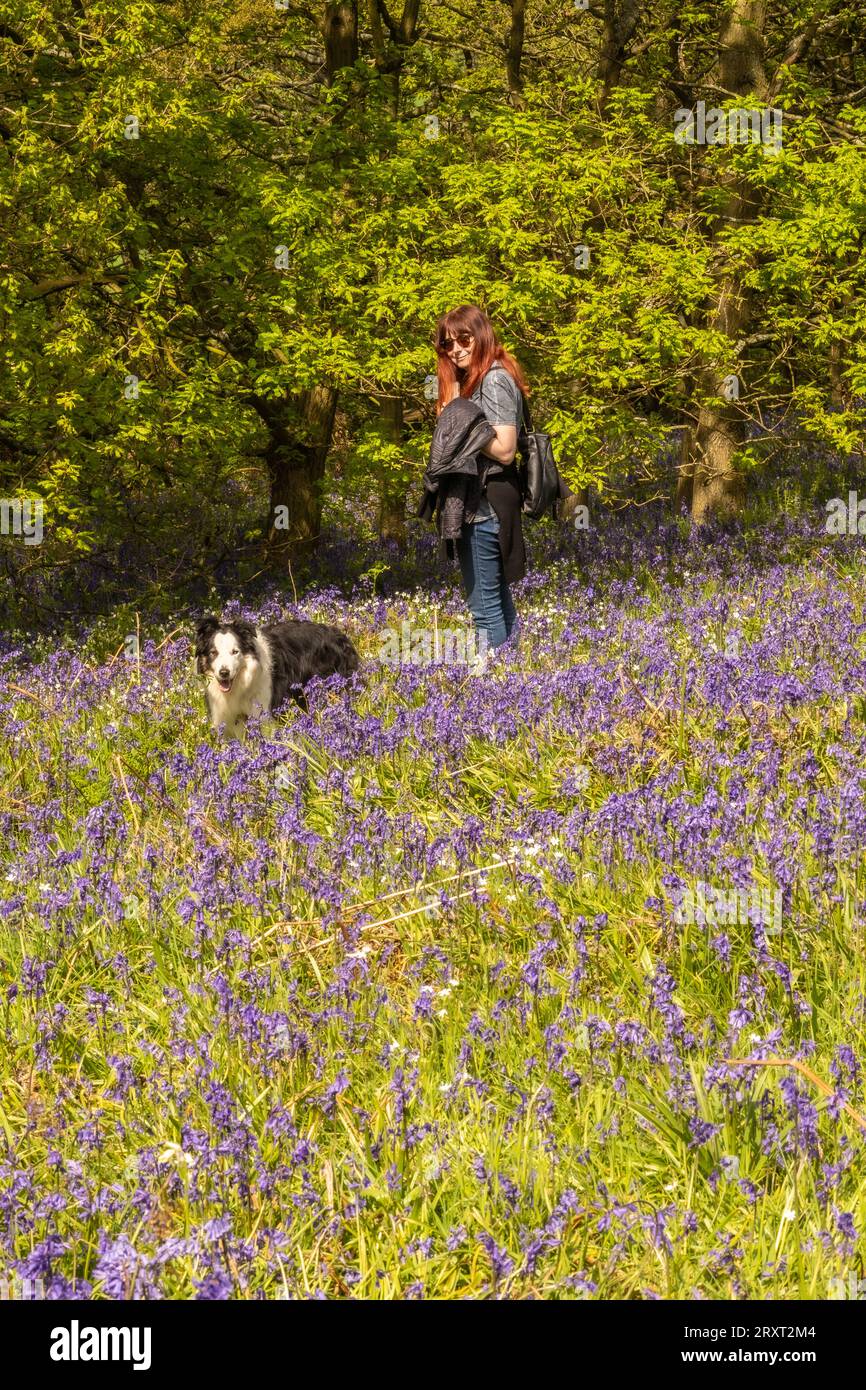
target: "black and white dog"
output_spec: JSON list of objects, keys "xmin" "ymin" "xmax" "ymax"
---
[{"xmin": 195, "ymin": 615, "xmax": 360, "ymax": 737}]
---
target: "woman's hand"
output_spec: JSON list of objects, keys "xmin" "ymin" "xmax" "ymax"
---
[{"xmin": 480, "ymin": 424, "xmax": 517, "ymax": 464}]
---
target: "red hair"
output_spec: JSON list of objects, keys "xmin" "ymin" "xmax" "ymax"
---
[{"xmin": 433, "ymin": 304, "xmax": 529, "ymax": 415}]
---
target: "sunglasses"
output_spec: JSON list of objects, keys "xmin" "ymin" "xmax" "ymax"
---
[{"xmin": 438, "ymin": 332, "xmax": 474, "ymax": 352}]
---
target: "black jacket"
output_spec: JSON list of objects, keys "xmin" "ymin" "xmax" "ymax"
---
[
  {"xmin": 415, "ymin": 398, "xmax": 495, "ymax": 538},
  {"xmin": 416, "ymin": 397, "xmax": 528, "ymax": 583}
]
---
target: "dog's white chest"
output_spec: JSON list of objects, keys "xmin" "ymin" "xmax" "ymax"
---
[{"xmin": 207, "ymin": 639, "xmax": 273, "ymax": 736}]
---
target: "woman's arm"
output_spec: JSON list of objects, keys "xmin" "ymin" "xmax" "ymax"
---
[{"xmin": 479, "ymin": 424, "xmax": 517, "ymax": 464}]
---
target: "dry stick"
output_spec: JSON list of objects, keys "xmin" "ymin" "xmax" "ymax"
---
[
  {"xmin": 821, "ymin": 554, "xmax": 855, "ymax": 588},
  {"xmin": 724, "ymin": 1055, "xmax": 866, "ymax": 1134},
  {"xmin": 6, "ymin": 683, "xmax": 59, "ymax": 717},
  {"xmin": 118, "ymin": 757, "xmax": 229, "ymax": 849},
  {"xmin": 105, "ymin": 640, "xmax": 127, "ymax": 673},
  {"xmin": 113, "ymin": 755, "xmax": 140, "ymax": 836},
  {"xmin": 64, "ymin": 660, "xmax": 92, "ymax": 699},
  {"xmin": 263, "ymin": 862, "xmax": 527, "ymax": 961},
  {"xmin": 0, "ymin": 764, "xmax": 27, "ymax": 804},
  {"xmin": 617, "ymin": 666, "xmax": 670, "ymax": 729},
  {"xmin": 253, "ymin": 856, "xmax": 518, "ymax": 941},
  {"xmin": 285, "ymin": 882, "xmax": 488, "ymax": 959},
  {"xmin": 106, "ymin": 617, "xmax": 185, "ymax": 675}
]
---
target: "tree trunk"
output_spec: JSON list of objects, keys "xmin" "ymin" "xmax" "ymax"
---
[
  {"xmin": 690, "ymin": 401, "xmax": 746, "ymax": 525},
  {"xmin": 323, "ymin": 2, "xmax": 358, "ymax": 80},
  {"xmin": 690, "ymin": 263, "xmax": 752, "ymax": 524},
  {"xmin": 689, "ymin": 0, "xmax": 767, "ymax": 525},
  {"xmin": 257, "ymin": 385, "xmax": 339, "ymax": 573},
  {"xmin": 376, "ymin": 393, "xmax": 408, "ymax": 545},
  {"xmin": 254, "ymin": 2, "xmax": 358, "ymax": 571},
  {"xmin": 596, "ymin": 0, "xmax": 641, "ymax": 117},
  {"xmin": 829, "ymin": 339, "xmax": 847, "ymax": 408},
  {"xmin": 675, "ymin": 420, "xmax": 694, "ymax": 513},
  {"xmin": 505, "ymin": 0, "xmax": 526, "ymax": 108},
  {"xmin": 367, "ymin": 0, "xmax": 418, "ymax": 550}
]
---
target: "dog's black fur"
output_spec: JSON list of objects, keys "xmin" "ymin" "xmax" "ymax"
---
[
  {"xmin": 195, "ymin": 615, "xmax": 360, "ymax": 718},
  {"xmin": 265, "ymin": 618, "xmax": 360, "ymax": 712}
]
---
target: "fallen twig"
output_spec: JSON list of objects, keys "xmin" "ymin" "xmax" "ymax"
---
[
  {"xmin": 724, "ymin": 1054, "xmax": 866, "ymax": 1134},
  {"xmin": 113, "ymin": 755, "xmax": 141, "ymax": 836},
  {"xmin": 118, "ymin": 757, "xmax": 229, "ymax": 849},
  {"xmin": 6, "ymin": 683, "xmax": 59, "ymax": 717},
  {"xmin": 253, "ymin": 856, "xmax": 518, "ymax": 943},
  {"xmin": 288, "ymin": 881, "xmax": 490, "ymax": 959}
]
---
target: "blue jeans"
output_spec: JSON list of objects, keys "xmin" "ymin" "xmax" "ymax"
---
[{"xmin": 456, "ymin": 514, "xmax": 518, "ymax": 651}]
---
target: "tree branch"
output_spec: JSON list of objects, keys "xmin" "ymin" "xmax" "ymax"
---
[{"xmin": 19, "ymin": 273, "xmax": 130, "ymax": 302}]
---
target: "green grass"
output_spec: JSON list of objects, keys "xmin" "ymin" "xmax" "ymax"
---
[{"xmin": 1, "ymin": 553, "xmax": 865, "ymax": 1300}]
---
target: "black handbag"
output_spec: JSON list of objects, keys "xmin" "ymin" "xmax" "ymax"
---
[{"xmin": 517, "ymin": 395, "xmax": 561, "ymax": 520}]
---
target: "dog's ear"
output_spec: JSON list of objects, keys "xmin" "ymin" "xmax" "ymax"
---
[
  {"xmin": 230, "ymin": 619, "xmax": 258, "ymax": 653},
  {"xmin": 194, "ymin": 616, "xmax": 220, "ymax": 656}
]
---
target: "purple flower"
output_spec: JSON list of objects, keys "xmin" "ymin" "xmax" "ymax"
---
[
  {"xmin": 15, "ymin": 1234, "xmax": 67, "ymax": 1280},
  {"xmin": 312, "ymin": 1070, "xmax": 350, "ymax": 1118},
  {"xmin": 471, "ymin": 1154, "xmax": 489, "ymax": 1184},
  {"xmin": 476, "ymin": 1232, "xmax": 515, "ymax": 1288},
  {"xmin": 446, "ymin": 1225, "xmax": 467, "ymax": 1252},
  {"xmin": 93, "ymin": 1234, "xmax": 154, "ymax": 1300},
  {"xmin": 194, "ymin": 1270, "xmax": 234, "ymax": 1299},
  {"xmin": 199, "ymin": 1215, "xmax": 233, "ymax": 1244},
  {"xmin": 688, "ymin": 1117, "xmax": 723, "ymax": 1148}
]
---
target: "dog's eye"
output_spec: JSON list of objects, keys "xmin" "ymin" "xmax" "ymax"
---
[
  {"xmin": 209, "ymin": 649, "xmax": 217, "ymax": 657},
  {"xmin": 231, "ymin": 649, "xmax": 238, "ymax": 655}
]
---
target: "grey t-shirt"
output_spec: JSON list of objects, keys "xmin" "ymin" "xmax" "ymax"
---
[{"xmin": 468, "ymin": 364, "xmax": 524, "ymax": 524}]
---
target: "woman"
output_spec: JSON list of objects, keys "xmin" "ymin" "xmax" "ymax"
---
[{"xmin": 432, "ymin": 304, "xmax": 528, "ymax": 653}]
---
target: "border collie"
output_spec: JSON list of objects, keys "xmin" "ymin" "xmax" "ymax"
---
[{"xmin": 195, "ymin": 615, "xmax": 360, "ymax": 737}]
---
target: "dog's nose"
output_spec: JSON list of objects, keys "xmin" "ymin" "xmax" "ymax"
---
[{"xmin": 218, "ymin": 668, "xmax": 230, "ymax": 679}]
